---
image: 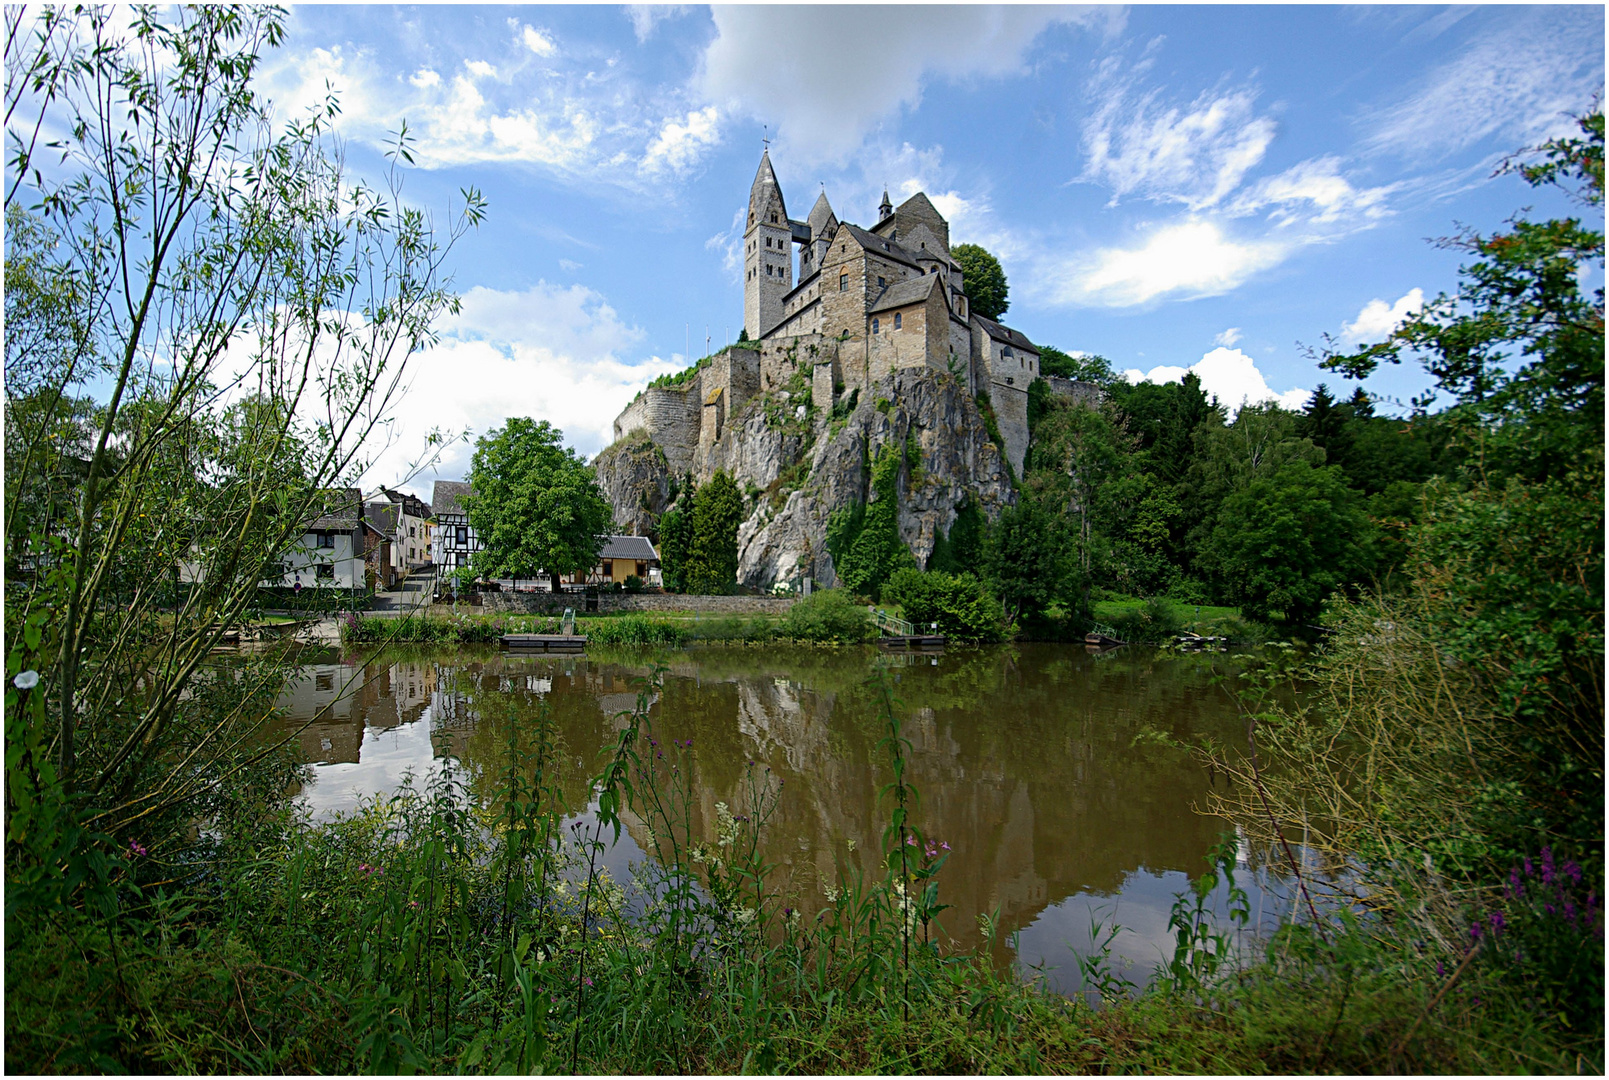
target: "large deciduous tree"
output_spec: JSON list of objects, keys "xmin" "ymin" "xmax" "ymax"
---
[
  {"xmin": 4, "ymin": 4, "xmax": 479, "ymax": 890},
  {"xmin": 953, "ymin": 243, "xmax": 1009, "ymax": 320},
  {"xmin": 467, "ymin": 419, "xmax": 613, "ymax": 590}
]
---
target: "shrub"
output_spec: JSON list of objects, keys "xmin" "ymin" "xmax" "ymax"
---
[
  {"xmin": 1106, "ymin": 596, "xmax": 1184, "ymax": 645},
  {"xmin": 882, "ymin": 568, "xmax": 1006, "ymax": 644},
  {"xmin": 775, "ymin": 589, "xmax": 875, "ymax": 644}
]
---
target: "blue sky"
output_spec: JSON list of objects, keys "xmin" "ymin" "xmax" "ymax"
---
[{"xmin": 250, "ymin": 5, "xmax": 1605, "ymax": 496}]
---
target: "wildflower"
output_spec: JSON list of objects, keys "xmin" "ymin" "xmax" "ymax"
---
[
  {"xmin": 13, "ymin": 670, "xmax": 39, "ymax": 690},
  {"xmin": 734, "ymin": 907, "xmax": 756, "ymax": 925},
  {"xmin": 941, "ymin": 841, "xmax": 950, "ymax": 851},
  {"xmin": 1470, "ymin": 922, "xmax": 1481, "ymax": 940},
  {"xmin": 127, "ymin": 839, "xmax": 148, "ymax": 857},
  {"xmin": 1436, "ymin": 961, "xmax": 1445, "ymax": 977},
  {"xmin": 846, "ymin": 839, "xmax": 856, "ymax": 852},
  {"xmin": 822, "ymin": 884, "xmax": 840, "ymax": 903},
  {"xmin": 409, "ymin": 900, "xmax": 420, "ymax": 910},
  {"xmin": 1488, "ymin": 911, "xmax": 1505, "ymax": 934}
]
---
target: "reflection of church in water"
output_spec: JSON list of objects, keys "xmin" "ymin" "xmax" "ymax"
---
[{"xmin": 276, "ymin": 651, "xmax": 1238, "ymax": 960}]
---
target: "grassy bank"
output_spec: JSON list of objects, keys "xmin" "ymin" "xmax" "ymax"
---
[{"xmin": 6, "ymin": 667, "xmax": 1598, "ymax": 1074}]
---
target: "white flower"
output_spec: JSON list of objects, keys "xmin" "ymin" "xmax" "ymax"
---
[
  {"xmin": 734, "ymin": 906, "xmax": 756, "ymax": 925},
  {"xmin": 822, "ymin": 884, "xmax": 840, "ymax": 903},
  {"xmin": 12, "ymin": 670, "xmax": 38, "ymax": 690}
]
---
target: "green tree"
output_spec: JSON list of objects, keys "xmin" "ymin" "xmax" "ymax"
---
[
  {"xmin": 953, "ymin": 243, "xmax": 1009, "ymax": 320},
  {"xmin": 656, "ymin": 484, "xmax": 695, "ymax": 593},
  {"xmin": 985, "ymin": 494, "xmax": 1075, "ymax": 625},
  {"xmin": 1317, "ymin": 110, "xmax": 1604, "ymax": 863},
  {"xmin": 467, "ymin": 419, "xmax": 612, "ymax": 591},
  {"xmin": 883, "ymin": 567, "xmax": 1005, "ymax": 643},
  {"xmin": 1205, "ymin": 460, "xmax": 1376, "ymax": 625},
  {"xmin": 1037, "ymin": 346, "xmax": 1116, "ymax": 385},
  {"xmin": 927, "ymin": 499, "xmax": 984, "ymax": 575},
  {"xmin": 686, "ymin": 470, "xmax": 743, "ymax": 594}
]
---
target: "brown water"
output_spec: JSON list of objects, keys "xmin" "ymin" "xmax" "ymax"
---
[{"xmin": 271, "ymin": 642, "xmax": 1296, "ymax": 993}]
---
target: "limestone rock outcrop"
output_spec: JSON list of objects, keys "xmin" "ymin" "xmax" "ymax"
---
[
  {"xmin": 597, "ymin": 366, "xmax": 1014, "ymax": 590},
  {"xmin": 591, "ymin": 432, "xmax": 675, "ymax": 537}
]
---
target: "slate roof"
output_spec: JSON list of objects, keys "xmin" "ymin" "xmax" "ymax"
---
[
  {"xmin": 806, "ymin": 191, "xmax": 837, "ymax": 236},
  {"xmin": 838, "ymin": 223, "xmax": 923, "ymax": 271},
  {"xmin": 973, "ymin": 314, "xmax": 1039, "ymax": 354},
  {"xmin": 600, "ymin": 535, "xmax": 658, "ymax": 562},
  {"xmin": 431, "ymin": 480, "xmax": 473, "ymax": 517},
  {"xmin": 869, "ymin": 274, "xmax": 940, "ymax": 314},
  {"xmin": 364, "ymin": 502, "xmax": 399, "ymax": 538},
  {"xmin": 308, "ymin": 488, "xmax": 363, "ymax": 531}
]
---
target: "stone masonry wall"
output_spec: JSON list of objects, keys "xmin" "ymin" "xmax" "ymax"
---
[
  {"xmin": 612, "ymin": 383, "xmax": 701, "ymax": 476},
  {"xmin": 990, "ymin": 381, "xmax": 1030, "ymax": 479}
]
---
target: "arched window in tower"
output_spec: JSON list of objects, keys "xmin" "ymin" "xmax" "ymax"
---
[
  {"xmin": 894, "ymin": 313, "xmax": 902, "ymax": 330},
  {"xmin": 872, "ymin": 318, "xmax": 880, "ymax": 334}
]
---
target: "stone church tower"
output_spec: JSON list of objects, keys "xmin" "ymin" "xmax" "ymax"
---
[{"xmin": 743, "ymin": 151, "xmax": 794, "ymax": 339}]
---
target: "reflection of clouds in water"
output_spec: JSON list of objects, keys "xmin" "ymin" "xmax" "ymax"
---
[
  {"xmin": 298, "ymin": 706, "xmax": 448, "ymax": 819},
  {"xmin": 1014, "ymin": 864, "xmax": 1300, "ymax": 995}
]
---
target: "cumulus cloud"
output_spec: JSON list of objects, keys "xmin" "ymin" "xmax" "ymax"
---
[
  {"xmin": 1123, "ymin": 347, "xmax": 1310, "ymax": 415},
  {"xmin": 1049, "ymin": 219, "xmax": 1288, "ymax": 308},
  {"xmin": 1361, "ymin": 7, "xmax": 1602, "ymax": 161},
  {"xmin": 641, "ymin": 105, "xmax": 722, "ymax": 177},
  {"xmin": 1341, "ymin": 288, "xmax": 1424, "ymax": 343},
  {"xmin": 409, "ymin": 68, "xmax": 440, "ymax": 89},
  {"xmin": 699, "ymin": 6, "xmax": 1116, "ymax": 162},
  {"xmin": 355, "ymin": 283, "xmax": 682, "ymax": 496},
  {"xmin": 1081, "ymin": 64, "xmax": 1277, "ymax": 210},
  {"xmin": 1214, "ymin": 327, "xmax": 1243, "ymax": 347}
]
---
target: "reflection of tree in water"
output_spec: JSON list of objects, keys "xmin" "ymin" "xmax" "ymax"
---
[{"xmin": 271, "ymin": 645, "xmax": 1251, "ymax": 968}]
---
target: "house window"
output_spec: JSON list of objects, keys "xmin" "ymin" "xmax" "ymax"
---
[
  {"xmin": 408, "ymin": 526, "xmax": 416, "ymax": 538},
  {"xmin": 316, "ymin": 672, "xmax": 334, "ymax": 691},
  {"xmin": 872, "ymin": 318, "xmax": 880, "ymax": 334},
  {"xmin": 894, "ymin": 313, "xmax": 902, "ymax": 330},
  {"xmin": 316, "ymin": 563, "xmax": 334, "ymax": 580},
  {"xmin": 456, "ymin": 525, "xmax": 468, "ymax": 545},
  {"xmin": 839, "ymin": 273, "xmax": 848, "ymax": 291},
  {"xmin": 877, "ymin": 276, "xmax": 885, "ymax": 287},
  {"xmin": 314, "ymin": 531, "xmax": 333, "ymax": 549}
]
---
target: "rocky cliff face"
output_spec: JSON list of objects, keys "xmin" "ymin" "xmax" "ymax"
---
[
  {"xmin": 591, "ymin": 432, "xmax": 675, "ymax": 537},
  {"xmin": 597, "ymin": 367, "xmax": 1014, "ymax": 588}
]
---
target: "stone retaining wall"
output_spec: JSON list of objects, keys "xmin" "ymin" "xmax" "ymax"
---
[{"xmin": 475, "ymin": 592, "xmax": 798, "ymax": 616}]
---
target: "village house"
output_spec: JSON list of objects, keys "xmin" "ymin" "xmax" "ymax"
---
[
  {"xmin": 430, "ymin": 479, "xmax": 482, "ymax": 592},
  {"xmin": 277, "ymin": 487, "xmax": 366, "ymax": 591}
]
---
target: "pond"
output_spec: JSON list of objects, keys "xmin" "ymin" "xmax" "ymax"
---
[{"xmin": 270, "ymin": 642, "xmax": 1301, "ymax": 996}]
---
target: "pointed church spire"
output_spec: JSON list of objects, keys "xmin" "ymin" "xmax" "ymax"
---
[
  {"xmin": 748, "ymin": 149, "xmax": 787, "ymax": 229},
  {"xmin": 879, "ymin": 187, "xmax": 892, "ymax": 221}
]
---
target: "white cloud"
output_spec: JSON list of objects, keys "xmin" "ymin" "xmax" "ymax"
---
[
  {"xmin": 1123, "ymin": 347, "xmax": 1310, "ymax": 415},
  {"xmin": 558, "ymin": 258, "xmax": 582, "ymax": 272},
  {"xmin": 1230, "ymin": 156, "xmax": 1394, "ymax": 226},
  {"xmin": 641, "ymin": 105, "xmax": 721, "ymax": 177},
  {"xmin": 358, "ymin": 283, "xmax": 682, "ymax": 496},
  {"xmin": 1341, "ymin": 287, "xmax": 1424, "ymax": 343},
  {"xmin": 464, "ymin": 59, "xmax": 497, "ymax": 80},
  {"xmin": 520, "ymin": 25, "xmax": 557, "ymax": 58},
  {"xmin": 1051, "ymin": 220, "xmax": 1288, "ymax": 308},
  {"xmin": 1361, "ymin": 8, "xmax": 1602, "ymax": 161},
  {"xmin": 1081, "ymin": 60, "xmax": 1277, "ymax": 210},
  {"xmin": 1214, "ymin": 327, "xmax": 1243, "ymax": 347},
  {"xmin": 699, "ymin": 7, "xmax": 1115, "ymax": 162},
  {"xmin": 626, "ymin": 5, "xmax": 691, "ymax": 43},
  {"xmin": 409, "ymin": 68, "xmax": 440, "ymax": 89}
]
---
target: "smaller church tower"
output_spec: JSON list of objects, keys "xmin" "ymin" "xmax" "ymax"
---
[{"xmin": 743, "ymin": 151, "xmax": 792, "ymax": 340}]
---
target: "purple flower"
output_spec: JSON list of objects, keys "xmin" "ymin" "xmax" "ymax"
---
[
  {"xmin": 941, "ymin": 841, "xmax": 950, "ymax": 851},
  {"xmin": 1436, "ymin": 961, "xmax": 1445, "ymax": 977},
  {"xmin": 127, "ymin": 839, "xmax": 148, "ymax": 857},
  {"xmin": 1488, "ymin": 911, "xmax": 1505, "ymax": 934},
  {"xmin": 1541, "ymin": 847, "xmax": 1556, "ymax": 885},
  {"xmin": 1470, "ymin": 922, "xmax": 1482, "ymax": 940}
]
